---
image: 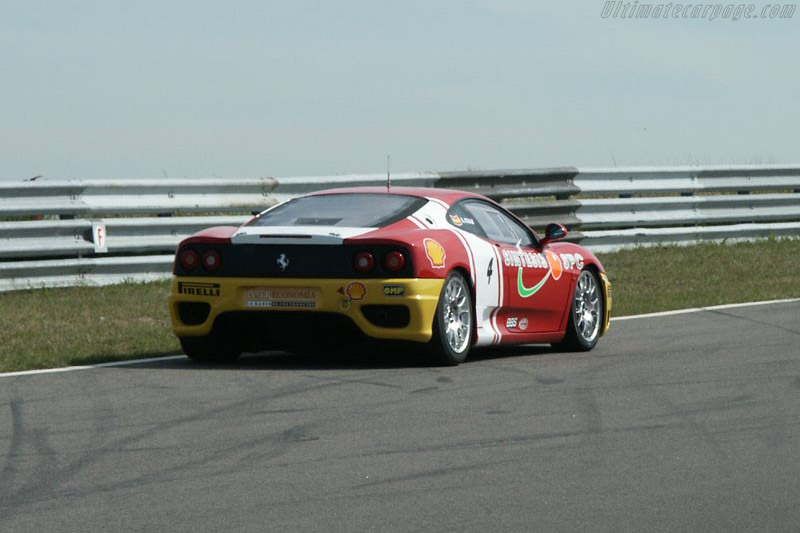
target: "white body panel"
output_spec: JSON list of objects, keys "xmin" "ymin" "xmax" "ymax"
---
[
  {"xmin": 417, "ymin": 196, "xmax": 505, "ymax": 346},
  {"xmin": 231, "ymin": 225, "xmax": 374, "ymax": 245}
]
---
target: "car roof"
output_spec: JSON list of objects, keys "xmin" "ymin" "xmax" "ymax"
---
[{"xmin": 305, "ymin": 186, "xmax": 488, "ymax": 205}]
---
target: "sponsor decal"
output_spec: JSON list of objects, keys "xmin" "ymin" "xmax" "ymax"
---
[
  {"xmin": 276, "ymin": 253, "xmax": 289, "ymax": 271},
  {"xmin": 560, "ymin": 253, "xmax": 584, "ymax": 270},
  {"xmin": 487, "ymin": 257, "xmax": 494, "ymax": 283},
  {"xmin": 337, "ymin": 282, "xmax": 367, "ymax": 306},
  {"xmin": 383, "ymin": 285, "xmax": 405, "ymax": 297},
  {"xmin": 546, "ymin": 250, "xmax": 563, "ymax": 281},
  {"xmin": 178, "ymin": 282, "xmax": 220, "ymax": 297},
  {"xmin": 449, "ymin": 215, "xmax": 476, "ymax": 227},
  {"xmin": 247, "ymin": 300, "xmax": 316, "ymax": 308},
  {"xmin": 504, "ymin": 249, "xmax": 581, "ymax": 275},
  {"xmin": 506, "ymin": 317, "xmax": 528, "ymax": 330},
  {"xmin": 345, "ymin": 282, "xmax": 367, "ymax": 301},
  {"xmin": 503, "ymin": 249, "xmax": 549, "ymax": 269},
  {"xmin": 516, "ymin": 250, "xmax": 564, "ymax": 298},
  {"xmin": 244, "ymin": 287, "xmax": 319, "ymax": 308},
  {"xmin": 423, "ymin": 238, "xmax": 446, "ymax": 269}
]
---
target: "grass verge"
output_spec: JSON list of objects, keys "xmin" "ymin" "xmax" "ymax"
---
[
  {"xmin": 597, "ymin": 238, "xmax": 800, "ymax": 316},
  {"xmin": 1, "ymin": 238, "xmax": 799, "ymax": 373},
  {"xmin": 1, "ymin": 281, "xmax": 179, "ymax": 373}
]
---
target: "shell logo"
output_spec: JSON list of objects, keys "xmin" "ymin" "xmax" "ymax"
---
[
  {"xmin": 423, "ymin": 238, "xmax": 446, "ymax": 269},
  {"xmin": 545, "ymin": 250, "xmax": 563, "ymax": 280},
  {"xmin": 346, "ymin": 282, "xmax": 367, "ymax": 300}
]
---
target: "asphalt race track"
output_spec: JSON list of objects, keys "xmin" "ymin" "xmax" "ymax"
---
[{"xmin": 1, "ymin": 301, "xmax": 799, "ymax": 532}]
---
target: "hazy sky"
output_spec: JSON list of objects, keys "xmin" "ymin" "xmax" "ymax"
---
[{"xmin": 1, "ymin": 0, "xmax": 798, "ymax": 180}]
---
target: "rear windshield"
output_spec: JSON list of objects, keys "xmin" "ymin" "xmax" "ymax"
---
[{"xmin": 249, "ymin": 193, "xmax": 426, "ymax": 228}]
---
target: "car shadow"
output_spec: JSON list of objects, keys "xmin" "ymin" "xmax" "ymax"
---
[{"xmin": 113, "ymin": 342, "xmax": 557, "ymax": 372}]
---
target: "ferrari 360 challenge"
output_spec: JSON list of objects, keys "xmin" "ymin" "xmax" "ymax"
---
[{"xmin": 169, "ymin": 187, "xmax": 611, "ymax": 365}]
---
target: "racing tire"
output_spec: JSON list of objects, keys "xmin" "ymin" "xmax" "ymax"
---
[
  {"xmin": 553, "ymin": 269, "xmax": 603, "ymax": 352},
  {"xmin": 429, "ymin": 271, "xmax": 474, "ymax": 366},
  {"xmin": 180, "ymin": 335, "xmax": 241, "ymax": 363}
]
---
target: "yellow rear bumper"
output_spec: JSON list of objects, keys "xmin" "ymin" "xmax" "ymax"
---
[{"xmin": 169, "ymin": 277, "xmax": 444, "ymax": 343}]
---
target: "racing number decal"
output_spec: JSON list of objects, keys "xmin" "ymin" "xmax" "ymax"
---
[{"xmin": 446, "ymin": 228, "xmax": 504, "ymax": 347}]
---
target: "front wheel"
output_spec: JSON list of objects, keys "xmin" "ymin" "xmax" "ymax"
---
[
  {"xmin": 429, "ymin": 271, "xmax": 474, "ymax": 366},
  {"xmin": 553, "ymin": 269, "xmax": 603, "ymax": 352},
  {"xmin": 180, "ymin": 335, "xmax": 241, "ymax": 363}
]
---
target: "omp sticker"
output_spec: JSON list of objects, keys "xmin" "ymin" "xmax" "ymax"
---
[
  {"xmin": 506, "ymin": 317, "xmax": 518, "ymax": 328},
  {"xmin": 423, "ymin": 238, "xmax": 446, "ymax": 269},
  {"xmin": 519, "ymin": 318, "xmax": 528, "ymax": 331},
  {"xmin": 383, "ymin": 285, "xmax": 405, "ymax": 297}
]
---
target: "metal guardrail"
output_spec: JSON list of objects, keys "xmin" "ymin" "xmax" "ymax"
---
[
  {"xmin": 1, "ymin": 165, "xmax": 799, "ymax": 291},
  {"xmin": 582, "ymin": 222, "xmax": 800, "ymax": 252},
  {"xmin": 0, "ymin": 255, "xmax": 175, "ymax": 292},
  {"xmin": 0, "ymin": 216, "xmax": 251, "ymax": 260},
  {"xmin": 0, "ymin": 177, "xmax": 279, "ymax": 217},
  {"xmin": 572, "ymin": 165, "xmax": 800, "ymax": 250}
]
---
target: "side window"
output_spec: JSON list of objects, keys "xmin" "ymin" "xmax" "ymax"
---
[
  {"xmin": 446, "ymin": 203, "xmax": 486, "ymax": 238},
  {"xmin": 461, "ymin": 201, "xmax": 535, "ymax": 247}
]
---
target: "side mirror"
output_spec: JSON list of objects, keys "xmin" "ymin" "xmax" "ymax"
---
[{"xmin": 540, "ymin": 223, "xmax": 568, "ymax": 246}]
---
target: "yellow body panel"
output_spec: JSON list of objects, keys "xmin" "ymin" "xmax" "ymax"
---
[
  {"xmin": 599, "ymin": 271, "xmax": 612, "ymax": 335},
  {"xmin": 169, "ymin": 277, "xmax": 444, "ymax": 343}
]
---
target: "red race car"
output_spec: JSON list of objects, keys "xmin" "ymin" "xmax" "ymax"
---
[{"xmin": 169, "ymin": 187, "xmax": 612, "ymax": 365}]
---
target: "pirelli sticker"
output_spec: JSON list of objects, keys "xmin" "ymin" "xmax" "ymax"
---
[{"xmin": 178, "ymin": 282, "xmax": 221, "ymax": 297}]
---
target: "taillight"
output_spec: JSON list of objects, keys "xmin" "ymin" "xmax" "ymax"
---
[
  {"xmin": 180, "ymin": 249, "xmax": 200, "ymax": 270},
  {"xmin": 354, "ymin": 251, "xmax": 375, "ymax": 272},
  {"xmin": 384, "ymin": 251, "xmax": 406, "ymax": 272},
  {"xmin": 202, "ymin": 250, "xmax": 222, "ymax": 271}
]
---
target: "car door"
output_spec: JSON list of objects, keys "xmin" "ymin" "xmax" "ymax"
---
[
  {"xmin": 445, "ymin": 201, "xmax": 506, "ymax": 346},
  {"xmin": 459, "ymin": 201, "xmax": 571, "ymax": 336}
]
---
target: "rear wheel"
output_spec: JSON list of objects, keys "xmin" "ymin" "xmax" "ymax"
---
[
  {"xmin": 429, "ymin": 271, "xmax": 474, "ymax": 366},
  {"xmin": 554, "ymin": 269, "xmax": 603, "ymax": 352},
  {"xmin": 180, "ymin": 335, "xmax": 241, "ymax": 363}
]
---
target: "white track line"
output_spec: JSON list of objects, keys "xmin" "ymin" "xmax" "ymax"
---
[
  {"xmin": 0, "ymin": 355, "xmax": 186, "ymax": 378},
  {"xmin": 2, "ymin": 297, "xmax": 799, "ymax": 378},
  {"xmin": 611, "ymin": 297, "xmax": 800, "ymax": 322}
]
